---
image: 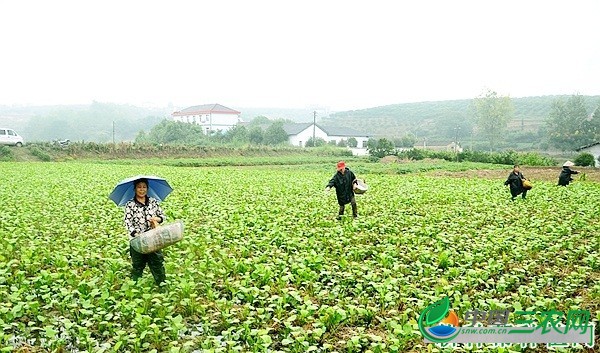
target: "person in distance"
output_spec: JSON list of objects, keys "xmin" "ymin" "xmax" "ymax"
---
[
  {"xmin": 504, "ymin": 164, "xmax": 528, "ymax": 201},
  {"xmin": 558, "ymin": 161, "xmax": 579, "ymax": 186}
]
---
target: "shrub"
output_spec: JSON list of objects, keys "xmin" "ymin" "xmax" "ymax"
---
[
  {"xmin": 306, "ymin": 137, "xmax": 326, "ymax": 147},
  {"xmin": 0, "ymin": 146, "xmax": 14, "ymax": 161},
  {"xmin": 368, "ymin": 138, "xmax": 395, "ymax": 158},
  {"xmin": 395, "ymin": 148, "xmax": 556, "ymax": 166},
  {"xmin": 397, "ymin": 148, "xmax": 427, "ymax": 160},
  {"xmin": 574, "ymin": 152, "xmax": 595, "ymax": 167},
  {"xmin": 516, "ymin": 152, "xmax": 556, "ymax": 166},
  {"xmin": 311, "ymin": 145, "xmax": 353, "ymax": 157},
  {"xmin": 457, "ymin": 150, "xmax": 492, "ymax": 163},
  {"xmin": 29, "ymin": 147, "xmax": 53, "ymax": 161}
]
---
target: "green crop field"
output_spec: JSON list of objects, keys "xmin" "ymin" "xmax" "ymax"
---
[{"xmin": 0, "ymin": 162, "xmax": 598, "ymax": 352}]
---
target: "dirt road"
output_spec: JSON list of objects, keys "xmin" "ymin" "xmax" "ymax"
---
[{"xmin": 428, "ymin": 166, "xmax": 600, "ymax": 183}]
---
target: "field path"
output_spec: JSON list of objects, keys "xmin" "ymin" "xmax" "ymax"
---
[{"xmin": 427, "ymin": 166, "xmax": 600, "ymax": 182}]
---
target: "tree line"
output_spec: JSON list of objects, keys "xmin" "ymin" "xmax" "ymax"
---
[
  {"xmin": 472, "ymin": 91, "xmax": 600, "ymax": 151},
  {"xmin": 135, "ymin": 118, "xmax": 411, "ymax": 149},
  {"xmin": 135, "ymin": 118, "xmax": 291, "ymax": 146},
  {"xmin": 324, "ymin": 94, "xmax": 600, "ymax": 151}
]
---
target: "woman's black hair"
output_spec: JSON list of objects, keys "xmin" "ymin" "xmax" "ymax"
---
[
  {"xmin": 134, "ymin": 178, "xmax": 148, "ymax": 187},
  {"xmin": 513, "ymin": 164, "xmax": 519, "ymax": 168}
]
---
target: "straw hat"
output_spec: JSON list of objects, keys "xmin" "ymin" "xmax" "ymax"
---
[{"xmin": 563, "ymin": 161, "xmax": 575, "ymax": 167}]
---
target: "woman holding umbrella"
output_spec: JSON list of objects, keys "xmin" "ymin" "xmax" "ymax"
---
[
  {"xmin": 124, "ymin": 178, "xmax": 167, "ymax": 286},
  {"xmin": 110, "ymin": 176, "xmax": 172, "ymax": 287}
]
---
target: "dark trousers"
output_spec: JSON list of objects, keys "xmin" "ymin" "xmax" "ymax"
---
[
  {"xmin": 511, "ymin": 189, "xmax": 527, "ymax": 200},
  {"xmin": 338, "ymin": 195, "xmax": 358, "ymax": 217},
  {"xmin": 130, "ymin": 246, "xmax": 166, "ymax": 285}
]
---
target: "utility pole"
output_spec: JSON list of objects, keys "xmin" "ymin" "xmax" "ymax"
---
[
  {"xmin": 112, "ymin": 121, "xmax": 115, "ymax": 153},
  {"xmin": 453, "ymin": 126, "xmax": 461, "ymax": 161},
  {"xmin": 453, "ymin": 126, "xmax": 461, "ymax": 153},
  {"xmin": 313, "ymin": 110, "xmax": 316, "ymax": 147}
]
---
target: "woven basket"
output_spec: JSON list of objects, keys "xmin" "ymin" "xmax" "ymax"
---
[{"xmin": 354, "ymin": 179, "xmax": 368, "ymax": 194}]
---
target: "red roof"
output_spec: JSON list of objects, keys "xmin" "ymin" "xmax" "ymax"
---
[{"xmin": 172, "ymin": 103, "xmax": 241, "ymax": 116}]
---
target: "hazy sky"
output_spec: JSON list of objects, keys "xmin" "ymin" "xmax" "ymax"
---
[{"xmin": 1, "ymin": 0, "xmax": 599, "ymax": 111}]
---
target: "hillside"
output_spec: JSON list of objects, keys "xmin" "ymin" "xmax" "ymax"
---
[
  {"xmin": 238, "ymin": 107, "xmax": 324, "ymax": 123},
  {"xmin": 322, "ymin": 95, "xmax": 600, "ymax": 142},
  {"xmin": 0, "ymin": 103, "xmax": 169, "ymax": 142}
]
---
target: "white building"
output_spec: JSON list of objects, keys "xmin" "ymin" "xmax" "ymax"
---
[
  {"xmin": 283, "ymin": 123, "xmax": 328, "ymax": 147},
  {"xmin": 282, "ymin": 123, "xmax": 370, "ymax": 150},
  {"xmin": 171, "ymin": 104, "xmax": 241, "ymax": 134},
  {"xmin": 323, "ymin": 126, "xmax": 370, "ymax": 148}
]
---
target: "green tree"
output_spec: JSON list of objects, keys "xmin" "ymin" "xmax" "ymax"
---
[
  {"xmin": 249, "ymin": 116, "xmax": 271, "ymax": 126},
  {"xmin": 471, "ymin": 89, "xmax": 514, "ymax": 151},
  {"xmin": 399, "ymin": 134, "xmax": 417, "ymax": 147},
  {"xmin": 368, "ymin": 138, "xmax": 395, "ymax": 158},
  {"xmin": 134, "ymin": 130, "xmax": 149, "ymax": 144},
  {"xmin": 248, "ymin": 126, "xmax": 264, "ymax": 145},
  {"xmin": 347, "ymin": 137, "xmax": 358, "ymax": 147},
  {"xmin": 546, "ymin": 95, "xmax": 599, "ymax": 150},
  {"xmin": 263, "ymin": 122, "xmax": 289, "ymax": 145},
  {"xmin": 306, "ymin": 137, "xmax": 326, "ymax": 147},
  {"xmin": 144, "ymin": 120, "xmax": 205, "ymax": 144},
  {"xmin": 366, "ymin": 138, "xmax": 378, "ymax": 151},
  {"xmin": 225, "ymin": 125, "xmax": 249, "ymax": 145}
]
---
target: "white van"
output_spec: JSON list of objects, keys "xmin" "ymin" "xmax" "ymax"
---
[{"xmin": 0, "ymin": 128, "xmax": 24, "ymax": 147}]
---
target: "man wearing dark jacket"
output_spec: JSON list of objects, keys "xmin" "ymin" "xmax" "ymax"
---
[
  {"xmin": 325, "ymin": 161, "xmax": 358, "ymax": 219},
  {"xmin": 558, "ymin": 161, "xmax": 578, "ymax": 186},
  {"xmin": 504, "ymin": 165, "xmax": 527, "ymax": 201}
]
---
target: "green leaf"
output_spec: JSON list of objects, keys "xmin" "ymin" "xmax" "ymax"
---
[{"xmin": 425, "ymin": 297, "xmax": 450, "ymax": 326}]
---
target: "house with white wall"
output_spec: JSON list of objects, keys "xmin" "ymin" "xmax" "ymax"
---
[
  {"xmin": 282, "ymin": 123, "xmax": 370, "ymax": 151},
  {"xmin": 322, "ymin": 126, "xmax": 370, "ymax": 148},
  {"xmin": 283, "ymin": 123, "xmax": 329, "ymax": 147},
  {"xmin": 171, "ymin": 103, "xmax": 241, "ymax": 134}
]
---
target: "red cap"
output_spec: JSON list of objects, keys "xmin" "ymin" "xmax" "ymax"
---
[{"xmin": 336, "ymin": 161, "xmax": 346, "ymax": 170}]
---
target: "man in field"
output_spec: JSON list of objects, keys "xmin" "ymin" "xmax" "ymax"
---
[{"xmin": 325, "ymin": 161, "xmax": 358, "ymax": 219}]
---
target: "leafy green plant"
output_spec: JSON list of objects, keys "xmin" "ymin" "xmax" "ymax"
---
[
  {"xmin": 0, "ymin": 161, "xmax": 598, "ymax": 351},
  {"xmin": 0, "ymin": 146, "xmax": 14, "ymax": 161},
  {"xmin": 28, "ymin": 147, "xmax": 52, "ymax": 161}
]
